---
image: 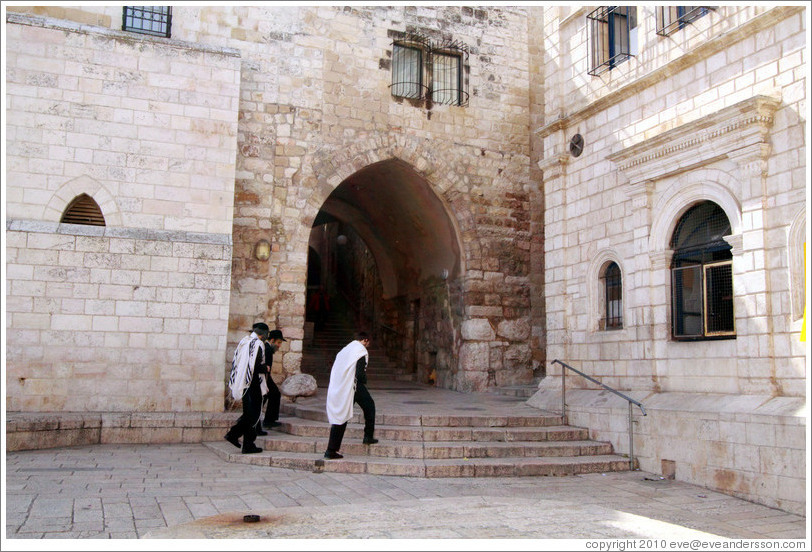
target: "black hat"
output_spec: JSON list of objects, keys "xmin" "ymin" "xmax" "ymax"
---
[
  {"xmin": 252, "ymin": 322, "xmax": 269, "ymax": 333},
  {"xmin": 268, "ymin": 329, "xmax": 286, "ymax": 341}
]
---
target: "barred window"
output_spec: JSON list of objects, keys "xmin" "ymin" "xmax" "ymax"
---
[
  {"xmin": 390, "ymin": 34, "xmax": 468, "ymax": 107},
  {"xmin": 601, "ymin": 262, "xmax": 623, "ymax": 330},
  {"xmin": 588, "ymin": 6, "xmax": 638, "ymax": 76},
  {"xmin": 122, "ymin": 6, "xmax": 172, "ymax": 38},
  {"xmin": 671, "ymin": 201, "xmax": 734, "ymax": 340},
  {"xmin": 656, "ymin": 6, "xmax": 714, "ymax": 37},
  {"xmin": 432, "ymin": 51, "xmax": 462, "ymax": 106},
  {"xmin": 392, "ymin": 44, "xmax": 425, "ymax": 100},
  {"xmin": 61, "ymin": 194, "xmax": 105, "ymax": 226}
]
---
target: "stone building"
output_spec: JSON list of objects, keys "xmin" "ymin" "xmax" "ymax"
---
[{"xmin": 3, "ymin": 5, "xmax": 808, "ymax": 515}]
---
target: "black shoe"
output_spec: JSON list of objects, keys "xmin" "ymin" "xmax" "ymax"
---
[
  {"xmin": 363, "ymin": 437, "xmax": 379, "ymax": 445},
  {"xmin": 263, "ymin": 421, "xmax": 282, "ymax": 428},
  {"xmin": 323, "ymin": 450, "xmax": 343, "ymax": 459},
  {"xmin": 256, "ymin": 429, "xmax": 268, "ymax": 436},
  {"xmin": 225, "ymin": 433, "xmax": 241, "ymax": 449},
  {"xmin": 242, "ymin": 444, "xmax": 263, "ymax": 454}
]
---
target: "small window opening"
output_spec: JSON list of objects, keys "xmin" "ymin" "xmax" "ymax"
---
[
  {"xmin": 656, "ymin": 6, "xmax": 714, "ymax": 37},
  {"xmin": 601, "ymin": 262, "xmax": 623, "ymax": 330},
  {"xmin": 122, "ymin": 6, "xmax": 172, "ymax": 38},
  {"xmin": 61, "ymin": 194, "xmax": 106, "ymax": 226}
]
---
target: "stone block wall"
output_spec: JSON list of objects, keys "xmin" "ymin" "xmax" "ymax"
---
[
  {"xmin": 4, "ymin": 13, "xmax": 241, "ymax": 412},
  {"xmin": 532, "ymin": 5, "xmax": 807, "ymax": 516},
  {"xmin": 175, "ymin": 5, "xmax": 537, "ymax": 391},
  {"xmin": 538, "ymin": 5, "xmax": 806, "ymax": 396},
  {"xmin": 528, "ymin": 388, "xmax": 806, "ymax": 516}
]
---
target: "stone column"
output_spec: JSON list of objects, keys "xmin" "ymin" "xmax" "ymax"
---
[
  {"xmin": 626, "ymin": 180, "xmax": 657, "ymax": 391},
  {"xmin": 728, "ymin": 145, "xmax": 778, "ymax": 395},
  {"xmin": 539, "ymin": 151, "xmax": 569, "ymax": 379}
]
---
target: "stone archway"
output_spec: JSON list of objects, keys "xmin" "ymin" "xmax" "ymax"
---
[{"xmin": 301, "ymin": 156, "xmax": 467, "ymax": 386}]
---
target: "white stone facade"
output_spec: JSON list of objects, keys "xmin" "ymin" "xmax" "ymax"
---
[
  {"xmin": 2, "ymin": 5, "xmax": 808, "ymax": 515},
  {"xmin": 531, "ymin": 6, "xmax": 807, "ymax": 515},
  {"xmin": 5, "ymin": 12, "xmax": 241, "ymax": 412}
]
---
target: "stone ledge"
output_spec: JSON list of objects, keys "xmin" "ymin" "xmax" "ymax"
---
[{"xmin": 5, "ymin": 411, "xmax": 235, "ymax": 452}]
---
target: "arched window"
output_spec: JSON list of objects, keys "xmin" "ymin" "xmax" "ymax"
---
[
  {"xmin": 601, "ymin": 261, "xmax": 623, "ymax": 330},
  {"xmin": 61, "ymin": 194, "xmax": 105, "ymax": 226},
  {"xmin": 670, "ymin": 201, "xmax": 734, "ymax": 339}
]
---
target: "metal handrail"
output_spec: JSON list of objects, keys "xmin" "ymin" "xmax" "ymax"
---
[{"xmin": 551, "ymin": 359, "xmax": 646, "ymax": 470}]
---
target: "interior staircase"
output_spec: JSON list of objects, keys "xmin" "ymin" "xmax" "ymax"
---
[{"xmin": 299, "ymin": 302, "xmax": 415, "ymax": 387}]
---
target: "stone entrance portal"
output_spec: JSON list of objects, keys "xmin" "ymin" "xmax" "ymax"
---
[{"xmin": 304, "ymin": 159, "xmax": 463, "ymax": 385}]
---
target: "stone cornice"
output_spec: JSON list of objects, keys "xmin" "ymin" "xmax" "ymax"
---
[
  {"xmin": 608, "ymin": 95, "xmax": 780, "ymax": 183},
  {"xmin": 535, "ymin": 6, "xmax": 802, "ymax": 139},
  {"xmin": 6, "ymin": 12, "xmax": 242, "ymax": 58},
  {"xmin": 6, "ymin": 219, "xmax": 233, "ymax": 245}
]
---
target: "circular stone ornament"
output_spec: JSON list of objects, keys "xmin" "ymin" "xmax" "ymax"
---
[{"xmin": 569, "ymin": 133, "xmax": 584, "ymax": 157}]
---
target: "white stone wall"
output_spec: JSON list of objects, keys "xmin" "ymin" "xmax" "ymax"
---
[
  {"xmin": 5, "ymin": 13, "xmax": 241, "ymax": 412},
  {"xmin": 539, "ymin": 5, "xmax": 806, "ymax": 396},
  {"xmin": 535, "ymin": 6, "xmax": 807, "ymax": 515},
  {"xmin": 174, "ymin": 5, "xmax": 537, "ymax": 391}
]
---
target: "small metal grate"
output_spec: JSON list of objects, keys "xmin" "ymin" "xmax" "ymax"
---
[
  {"xmin": 671, "ymin": 202, "xmax": 734, "ymax": 338},
  {"xmin": 656, "ymin": 7, "xmax": 714, "ymax": 37},
  {"xmin": 122, "ymin": 6, "xmax": 172, "ymax": 38},
  {"xmin": 602, "ymin": 262, "xmax": 623, "ymax": 330},
  {"xmin": 61, "ymin": 194, "xmax": 106, "ymax": 226},
  {"xmin": 587, "ymin": 6, "xmax": 637, "ymax": 76}
]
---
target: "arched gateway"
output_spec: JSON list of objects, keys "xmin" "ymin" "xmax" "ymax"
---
[{"xmin": 228, "ymin": 133, "xmax": 536, "ymax": 396}]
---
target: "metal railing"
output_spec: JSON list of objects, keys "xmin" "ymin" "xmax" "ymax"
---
[{"xmin": 551, "ymin": 359, "xmax": 646, "ymax": 470}]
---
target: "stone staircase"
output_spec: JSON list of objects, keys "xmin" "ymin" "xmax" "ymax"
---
[
  {"xmin": 300, "ymin": 310, "xmax": 415, "ymax": 386},
  {"xmin": 204, "ymin": 393, "xmax": 635, "ymax": 477}
]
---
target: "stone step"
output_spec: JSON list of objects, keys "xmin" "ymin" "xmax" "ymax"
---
[
  {"xmin": 274, "ymin": 417, "xmax": 589, "ymax": 442},
  {"xmin": 487, "ymin": 385, "xmax": 540, "ymax": 399},
  {"xmin": 204, "ymin": 440, "xmax": 632, "ymax": 478},
  {"xmin": 281, "ymin": 403, "xmax": 565, "ymax": 428},
  {"xmin": 255, "ymin": 431, "xmax": 614, "ymax": 459}
]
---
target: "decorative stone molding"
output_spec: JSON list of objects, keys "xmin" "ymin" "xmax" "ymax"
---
[
  {"xmin": 6, "ymin": 12, "xmax": 241, "ymax": 58},
  {"xmin": 534, "ymin": 6, "xmax": 802, "ymax": 139},
  {"xmin": 608, "ymin": 95, "xmax": 780, "ymax": 185},
  {"xmin": 648, "ymin": 178, "xmax": 742, "ymax": 254},
  {"xmin": 722, "ymin": 233, "xmax": 744, "ymax": 255}
]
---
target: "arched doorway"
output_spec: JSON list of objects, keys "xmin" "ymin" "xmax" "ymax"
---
[{"xmin": 302, "ymin": 158, "xmax": 463, "ymax": 386}]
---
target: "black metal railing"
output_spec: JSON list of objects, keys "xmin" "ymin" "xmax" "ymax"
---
[{"xmin": 551, "ymin": 359, "xmax": 646, "ymax": 470}]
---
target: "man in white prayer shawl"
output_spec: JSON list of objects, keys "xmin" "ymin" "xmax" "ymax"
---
[
  {"xmin": 225, "ymin": 322, "xmax": 269, "ymax": 454},
  {"xmin": 324, "ymin": 331, "xmax": 378, "ymax": 459}
]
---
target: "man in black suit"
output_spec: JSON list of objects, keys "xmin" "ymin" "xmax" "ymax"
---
[{"xmin": 256, "ymin": 329, "xmax": 286, "ymax": 435}]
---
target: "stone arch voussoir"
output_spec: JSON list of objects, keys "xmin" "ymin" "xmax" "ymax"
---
[
  {"xmin": 45, "ymin": 175, "xmax": 122, "ymax": 227},
  {"xmin": 294, "ymin": 132, "xmax": 481, "ymax": 273},
  {"xmin": 649, "ymin": 168, "xmax": 742, "ymax": 253}
]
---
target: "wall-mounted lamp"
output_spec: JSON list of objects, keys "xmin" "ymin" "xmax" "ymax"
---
[
  {"xmin": 336, "ymin": 234, "xmax": 348, "ymax": 245},
  {"xmin": 440, "ymin": 268, "xmax": 449, "ymax": 280},
  {"xmin": 255, "ymin": 239, "xmax": 271, "ymax": 261}
]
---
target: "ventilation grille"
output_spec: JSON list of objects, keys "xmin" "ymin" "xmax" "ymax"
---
[{"xmin": 61, "ymin": 194, "xmax": 106, "ymax": 226}]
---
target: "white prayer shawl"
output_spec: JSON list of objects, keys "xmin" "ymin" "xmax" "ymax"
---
[
  {"xmin": 325, "ymin": 340, "xmax": 368, "ymax": 425},
  {"xmin": 229, "ymin": 332, "xmax": 264, "ymax": 401}
]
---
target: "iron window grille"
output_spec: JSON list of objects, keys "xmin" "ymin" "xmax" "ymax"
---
[
  {"xmin": 656, "ymin": 6, "xmax": 715, "ymax": 37},
  {"xmin": 122, "ymin": 6, "xmax": 172, "ymax": 38},
  {"xmin": 670, "ymin": 202, "xmax": 735, "ymax": 340},
  {"xmin": 601, "ymin": 262, "xmax": 623, "ymax": 330},
  {"xmin": 391, "ymin": 34, "xmax": 469, "ymax": 107},
  {"xmin": 588, "ymin": 6, "xmax": 637, "ymax": 76},
  {"xmin": 61, "ymin": 194, "xmax": 106, "ymax": 226}
]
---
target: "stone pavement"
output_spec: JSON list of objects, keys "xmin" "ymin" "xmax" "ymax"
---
[
  {"xmin": 4, "ymin": 441, "xmax": 808, "ymax": 544},
  {"xmin": 3, "ymin": 384, "xmax": 809, "ymax": 546}
]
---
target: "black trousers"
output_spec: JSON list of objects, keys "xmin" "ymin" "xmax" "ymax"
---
[
  {"xmin": 227, "ymin": 382, "xmax": 262, "ymax": 448},
  {"xmin": 326, "ymin": 384, "xmax": 376, "ymax": 452},
  {"xmin": 256, "ymin": 378, "xmax": 281, "ymax": 430}
]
